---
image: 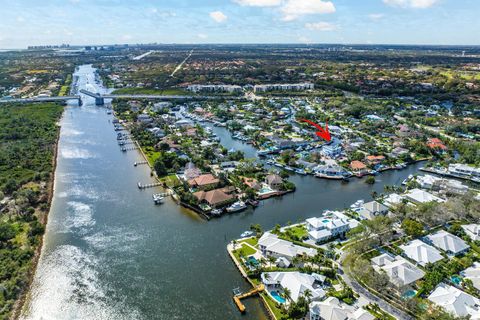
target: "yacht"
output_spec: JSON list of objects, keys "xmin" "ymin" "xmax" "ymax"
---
[
  {"xmin": 240, "ymin": 231, "xmax": 254, "ymax": 238},
  {"xmin": 152, "ymin": 194, "xmax": 164, "ymax": 205},
  {"xmin": 210, "ymin": 209, "xmax": 223, "ymax": 216},
  {"xmin": 226, "ymin": 201, "xmax": 247, "ymax": 213}
]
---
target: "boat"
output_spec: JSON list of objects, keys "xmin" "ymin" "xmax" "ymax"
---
[
  {"xmin": 294, "ymin": 168, "xmax": 306, "ymax": 175},
  {"xmin": 226, "ymin": 201, "xmax": 247, "ymax": 213},
  {"xmin": 211, "ymin": 209, "xmax": 223, "ymax": 216},
  {"xmin": 152, "ymin": 194, "xmax": 164, "ymax": 204},
  {"xmin": 240, "ymin": 231, "xmax": 254, "ymax": 238},
  {"xmin": 284, "ymin": 166, "xmax": 295, "ymax": 172},
  {"xmin": 247, "ymin": 199, "xmax": 259, "ymax": 207}
]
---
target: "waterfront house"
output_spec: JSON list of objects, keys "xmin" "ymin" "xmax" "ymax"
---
[
  {"xmin": 426, "ymin": 230, "xmax": 470, "ymax": 256},
  {"xmin": 428, "ymin": 283, "xmax": 480, "ymax": 319},
  {"xmin": 242, "ymin": 177, "xmax": 261, "ymax": 191},
  {"xmin": 448, "ymin": 163, "xmax": 480, "ymax": 179},
  {"xmin": 399, "ymin": 239, "xmax": 444, "ymax": 266},
  {"xmin": 188, "ymin": 174, "xmax": 220, "ymax": 190},
  {"xmin": 349, "ymin": 161, "xmax": 368, "ymax": 176},
  {"xmin": 462, "ymin": 262, "xmax": 480, "ymax": 291},
  {"xmin": 371, "ymin": 254, "xmax": 425, "ymax": 287},
  {"xmin": 404, "ymin": 188, "xmax": 445, "ymax": 204},
  {"xmin": 306, "ymin": 212, "xmax": 351, "ymax": 243},
  {"xmin": 258, "ymin": 232, "xmax": 316, "ymax": 263},
  {"xmin": 309, "ymin": 297, "xmax": 374, "ymax": 320},
  {"xmin": 366, "ymin": 155, "xmax": 385, "ymax": 165},
  {"xmin": 462, "ymin": 224, "xmax": 480, "ymax": 241},
  {"xmin": 382, "ymin": 193, "xmax": 405, "ymax": 208},
  {"xmin": 193, "ymin": 188, "xmax": 235, "ymax": 208},
  {"xmin": 357, "ymin": 201, "xmax": 388, "ymax": 220},
  {"xmin": 265, "ymin": 174, "xmax": 283, "ymax": 190},
  {"xmin": 321, "ymin": 143, "xmax": 343, "ymax": 159},
  {"xmin": 261, "ymin": 271, "xmax": 325, "ymax": 303},
  {"xmin": 389, "ymin": 147, "xmax": 409, "ymax": 158},
  {"xmin": 314, "ymin": 165, "xmax": 347, "ymax": 179}
]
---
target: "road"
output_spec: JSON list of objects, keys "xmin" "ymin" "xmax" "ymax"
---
[{"xmin": 337, "ymin": 250, "xmax": 412, "ymax": 320}]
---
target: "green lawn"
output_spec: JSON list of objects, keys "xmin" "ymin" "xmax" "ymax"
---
[
  {"xmin": 112, "ymin": 87, "xmax": 190, "ymax": 95},
  {"xmin": 239, "ymin": 237, "xmax": 258, "ymax": 247},
  {"xmin": 261, "ymin": 292, "xmax": 285, "ymax": 320},
  {"xmin": 160, "ymin": 174, "xmax": 181, "ymax": 188}
]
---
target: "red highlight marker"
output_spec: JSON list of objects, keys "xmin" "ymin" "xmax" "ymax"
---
[{"xmin": 299, "ymin": 118, "xmax": 332, "ymax": 142}]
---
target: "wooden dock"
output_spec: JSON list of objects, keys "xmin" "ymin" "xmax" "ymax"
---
[
  {"xmin": 233, "ymin": 284, "xmax": 265, "ymax": 313},
  {"xmin": 137, "ymin": 182, "xmax": 163, "ymax": 189}
]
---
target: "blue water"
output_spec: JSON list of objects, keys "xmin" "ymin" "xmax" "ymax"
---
[
  {"xmin": 270, "ymin": 291, "xmax": 286, "ymax": 304},
  {"xmin": 451, "ymin": 276, "xmax": 462, "ymax": 285},
  {"xmin": 402, "ymin": 290, "xmax": 416, "ymax": 299}
]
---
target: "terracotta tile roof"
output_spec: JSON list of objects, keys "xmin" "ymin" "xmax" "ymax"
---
[
  {"xmin": 350, "ymin": 160, "xmax": 367, "ymax": 170},
  {"xmin": 427, "ymin": 138, "xmax": 447, "ymax": 150},
  {"xmin": 188, "ymin": 174, "xmax": 219, "ymax": 187},
  {"xmin": 193, "ymin": 188, "xmax": 234, "ymax": 206}
]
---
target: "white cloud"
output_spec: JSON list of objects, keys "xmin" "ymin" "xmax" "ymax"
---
[
  {"xmin": 209, "ymin": 11, "xmax": 228, "ymax": 23},
  {"xmin": 368, "ymin": 13, "xmax": 385, "ymax": 20},
  {"xmin": 197, "ymin": 33, "xmax": 208, "ymax": 39},
  {"xmin": 383, "ymin": 0, "xmax": 439, "ymax": 9},
  {"xmin": 281, "ymin": 0, "xmax": 335, "ymax": 21},
  {"xmin": 233, "ymin": 0, "xmax": 282, "ymax": 6},
  {"xmin": 16, "ymin": 16, "xmax": 25, "ymax": 23},
  {"xmin": 305, "ymin": 21, "xmax": 336, "ymax": 31}
]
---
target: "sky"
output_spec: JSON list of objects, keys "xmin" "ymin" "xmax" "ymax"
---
[{"xmin": 0, "ymin": 0, "xmax": 479, "ymax": 48}]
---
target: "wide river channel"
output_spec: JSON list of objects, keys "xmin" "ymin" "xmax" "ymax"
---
[{"xmin": 21, "ymin": 65, "xmax": 424, "ymax": 320}]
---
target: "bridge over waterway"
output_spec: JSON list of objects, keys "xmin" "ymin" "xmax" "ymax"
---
[
  {"xmin": 80, "ymin": 89, "xmax": 247, "ymax": 105},
  {"xmin": 0, "ymin": 95, "xmax": 82, "ymax": 105}
]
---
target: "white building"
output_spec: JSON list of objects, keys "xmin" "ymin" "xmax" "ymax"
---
[
  {"xmin": 399, "ymin": 239, "xmax": 444, "ymax": 266},
  {"xmin": 462, "ymin": 262, "xmax": 480, "ymax": 291},
  {"xmin": 187, "ymin": 84, "xmax": 243, "ymax": 93},
  {"xmin": 371, "ymin": 254, "xmax": 425, "ymax": 287},
  {"xmin": 462, "ymin": 224, "xmax": 480, "ymax": 241},
  {"xmin": 261, "ymin": 271, "xmax": 326, "ymax": 303},
  {"xmin": 306, "ymin": 211, "xmax": 356, "ymax": 243},
  {"xmin": 448, "ymin": 163, "xmax": 480, "ymax": 179},
  {"xmin": 382, "ymin": 193, "xmax": 405, "ymax": 208},
  {"xmin": 428, "ymin": 283, "xmax": 480, "ymax": 319},
  {"xmin": 427, "ymin": 230, "xmax": 470, "ymax": 256},
  {"xmin": 254, "ymin": 83, "xmax": 314, "ymax": 93},
  {"xmin": 404, "ymin": 188, "xmax": 445, "ymax": 204},
  {"xmin": 357, "ymin": 201, "xmax": 389, "ymax": 220},
  {"xmin": 309, "ymin": 297, "xmax": 374, "ymax": 320},
  {"xmin": 258, "ymin": 232, "xmax": 316, "ymax": 262}
]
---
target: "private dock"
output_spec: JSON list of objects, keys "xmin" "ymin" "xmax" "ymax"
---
[
  {"xmin": 134, "ymin": 161, "xmax": 149, "ymax": 166},
  {"xmin": 121, "ymin": 146, "xmax": 140, "ymax": 152},
  {"xmin": 233, "ymin": 284, "xmax": 265, "ymax": 313},
  {"xmin": 137, "ymin": 182, "xmax": 163, "ymax": 189}
]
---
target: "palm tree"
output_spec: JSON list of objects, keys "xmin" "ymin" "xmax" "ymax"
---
[
  {"xmin": 283, "ymin": 287, "xmax": 292, "ymax": 303},
  {"xmin": 303, "ymin": 289, "xmax": 313, "ymax": 303}
]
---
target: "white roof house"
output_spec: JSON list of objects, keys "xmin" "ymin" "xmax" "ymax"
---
[
  {"xmin": 462, "ymin": 224, "xmax": 480, "ymax": 242},
  {"xmin": 261, "ymin": 272, "xmax": 326, "ymax": 303},
  {"xmin": 371, "ymin": 254, "xmax": 425, "ymax": 287},
  {"xmin": 357, "ymin": 201, "xmax": 389, "ymax": 220},
  {"xmin": 306, "ymin": 211, "xmax": 356, "ymax": 243},
  {"xmin": 427, "ymin": 230, "xmax": 470, "ymax": 256},
  {"xmin": 428, "ymin": 283, "xmax": 480, "ymax": 319},
  {"xmin": 462, "ymin": 262, "xmax": 480, "ymax": 291},
  {"xmin": 309, "ymin": 297, "xmax": 374, "ymax": 320},
  {"xmin": 258, "ymin": 232, "xmax": 316, "ymax": 261},
  {"xmin": 383, "ymin": 193, "xmax": 405, "ymax": 208},
  {"xmin": 399, "ymin": 239, "xmax": 444, "ymax": 266},
  {"xmin": 404, "ymin": 188, "xmax": 445, "ymax": 204}
]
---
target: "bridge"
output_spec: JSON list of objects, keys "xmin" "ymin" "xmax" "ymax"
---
[
  {"xmin": 80, "ymin": 89, "xmax": 247, "ymax": 105},
  {"xmin": 0, "ymin": 95, "xmax": 83, "ymax": 105}
]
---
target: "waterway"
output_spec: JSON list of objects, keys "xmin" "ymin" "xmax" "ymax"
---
[{"xmin": 22, "ymin": 64, "xmax": 424, "ymax": 320}]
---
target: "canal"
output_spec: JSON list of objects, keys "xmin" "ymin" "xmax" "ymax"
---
[{"xmin": 22, "ymin": 65, "xmax": 424, "ymax": 320}]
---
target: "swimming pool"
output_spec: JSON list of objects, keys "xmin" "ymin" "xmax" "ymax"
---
[
  {"xmin": 270, "ymin": 291, "xmax": 286, "ymax": 304},
  {"xmin": 402, "ymin": 290, "xmax": 416, "ymax": 299},
  {"xmin": 247, "ymin": 256, "xmax": 259, "ymax": 267},
  {"xmin": 451, "ymin": 275, "xmax": 462, "ymax": 285}
]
